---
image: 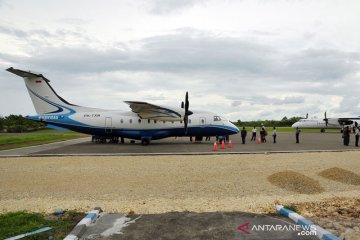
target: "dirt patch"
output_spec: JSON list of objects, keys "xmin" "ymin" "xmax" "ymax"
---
[
  {"xmin": 296, "ymin": 197, "xmax": 360, "ymax": 219},
  {"xmin": 295, "ymin": 197, "xmax": 360, "ymax": 240},
  {"xmin": 319, "ymin": 167, "xmax": 360, "ymax": 185},
  {"xmin": 268, "ymin": 170, "xmax": 324, "ymax": 194}
]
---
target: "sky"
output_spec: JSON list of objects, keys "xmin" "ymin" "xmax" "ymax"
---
[{"xmin": 0, "ymin": 0, "xmax": 359, "ymax": 121}]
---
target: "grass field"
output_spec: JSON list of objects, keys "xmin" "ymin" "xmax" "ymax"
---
[
  {"xmin": 0, "ymin": 129, "xmax": 88, "ymax": 150},
  {"xmin": 0, "ymin": 211, "xmax": 83, "ymax": 239}
]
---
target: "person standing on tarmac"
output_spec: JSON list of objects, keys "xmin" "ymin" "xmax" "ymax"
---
[
  {"xmin": 355, "ymin": 127, "xmax": 359, "ymax": 147},
  {"xmin": 295, "ymin": 127, "xmax": 301, "ymax": 143},
  {"xmin": 251, "ymin": 126, "xmax": 257, "ymax": 141},
  {"xmin": 272, "ymin": 127, "xmax": 277, "ymax": 143},
  {"xmin": 260, "ymin": 127, "xmax": 267, "ymax": 143},
  {"xmin": 241, "ymin": 127, "xmax": 247, "ymax": 144},
  {"xmin": 343, "ymin": 126, "xmax": 350, "ymax": 146}
]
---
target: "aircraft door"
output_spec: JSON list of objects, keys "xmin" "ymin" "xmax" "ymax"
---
[
  {"xmin": 199, "ymin": 117, "xmax": 206, "ymax": 128},
  {"xmin": 105, "ymin": 117, "xmax": 112, "ymax": 133}
]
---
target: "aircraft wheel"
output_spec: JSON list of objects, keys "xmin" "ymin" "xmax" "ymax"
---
[
  {"xmin": 141, "ymin": 139, "xmax": 150, "ymax": 145},
  {"xmin": 320, "ymin": 128, "xmax": 325, "ymax": 133}
]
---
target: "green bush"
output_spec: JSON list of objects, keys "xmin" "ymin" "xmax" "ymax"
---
[{"xmin": 1, "ymin": 115, "xmax": 45, "ymax": 133}]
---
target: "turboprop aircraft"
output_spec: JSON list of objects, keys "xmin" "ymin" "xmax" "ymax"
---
[
  {"xmin": 291, "ymin": 112, "xmax": 360, "ymax": 132},
  {"xmin": 6, "ymin": 67, "xmax": 239, "ymax": 145}
]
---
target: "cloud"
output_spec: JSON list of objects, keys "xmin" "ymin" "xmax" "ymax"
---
[
  {"xmin": 1, "ymin": 25, "xmax": 360, "ymax": 120},
  {"xmin": 283, "ymin": 49, "xmax": 360, "ymax": 81},
  {"xmin": 145, "ymin": 0, "xmax": 204, "ymax": 15}
]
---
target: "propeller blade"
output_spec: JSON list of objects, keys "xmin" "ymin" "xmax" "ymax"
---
[
  {"xmin": 183, "ymin": 91, "xmax": 190, "ymax": 135},
  {"xmin": 324, "ymin": 112, "xmax": 328, "ymax": 127},
  {"xmin": 185, "ymin": 92, "xmax": 189, "ymax": 112}
]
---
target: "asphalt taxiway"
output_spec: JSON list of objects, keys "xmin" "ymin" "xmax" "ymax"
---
[
  {"xmin": 80, "ymin": 212, "xmax": 318, "ymax": 240},
  {"xmin": 0, "ymin": 132, "xmax": 358, "ymax": 156}
]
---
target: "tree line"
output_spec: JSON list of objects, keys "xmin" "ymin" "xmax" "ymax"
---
[
  {"xmin": 234, "ymin": 116, "xmax": 302, "ymax": 128},
  {"xmin": 0, "ymin": 115, "xmax": 46, "ymax": 133}
]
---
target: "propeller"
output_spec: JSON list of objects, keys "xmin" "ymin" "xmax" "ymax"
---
[
  {"xmin": 182, "ymin": 91, "xmax": 193, "ymax": 135},
  {"xmin": 323, "ymin": 111, "xmax": 328, "ymax": 127}
]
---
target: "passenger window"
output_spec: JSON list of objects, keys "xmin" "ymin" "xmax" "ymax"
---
[
  {"xmin": 201, "ymin": 119, "xmax": 205, "ymax": 124},
  {"xmin": 163, "ymin": 121, "xmax": 165, "ymax": 124},
  {"xmin": 129, "ymin": 119, "xmax": 132, "ymax": 124},
  {"xmin": 189, "ymin": 119, "xmax": 191, "ymax": 124},
  {"xmin": 154, "ymin": 120, "xmax": 157, "ymax": 124},
  {"xmin": 138, "ymin": 119, "xmax": 141, "ymax": 123},
  {"xmin": 180, "ymin": 120, "xmax": 183, "ymax": 124},
  {"xmin": 172, "ymin": 121, "xmax": 174, "ymax": 124},
  {"xmin": 120, "ymin": 119, "xmax": 123, "ymax": 124},
  {"xmin": 148, "ymin": 119, "xmax": 150, "ymax": 124}
]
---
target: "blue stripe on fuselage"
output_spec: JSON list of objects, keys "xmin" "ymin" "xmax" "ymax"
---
[{"xmin": 37, "ymin": 120, "xmax": 238, "ymax": 140}]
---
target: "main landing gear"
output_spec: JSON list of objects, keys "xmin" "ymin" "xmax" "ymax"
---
[
  {"xmin": 141, "ymin": 138, "xmax": 150, "ymax": 145},
  {"xmin": 91, "ymin": 136, "xmax": 124, "ymax": 144}
]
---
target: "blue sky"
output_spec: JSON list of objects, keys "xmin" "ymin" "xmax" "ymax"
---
[{"xmin": 0, "ymin": 0, "xmax": 359, "ymax": 120}]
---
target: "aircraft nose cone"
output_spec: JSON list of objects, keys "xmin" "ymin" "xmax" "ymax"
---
[
  {"xmin": 231, "ymin": 123, "xmax": 240, "ymax": 134},
  {"xmin": 291, "ymin": 123, "xmax": 297, "ymax": 128}
]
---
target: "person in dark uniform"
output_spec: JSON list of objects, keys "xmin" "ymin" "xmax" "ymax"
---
[
  {"xmin": 241, "ymin": 127, "xmax": 247, "ymax": 144},
  {"xmin": 343, "ymin": 126, "xmax": 350, "ymax": 146},
  {"xmin": 355, "ymin": 127, "xmax": 359, "ymax": 147},
  {"xmin": 295, "ymin": 127, "xmax": 301, "ymax": 143},
  {"xmin": 251, "ymin": 126, "xmax": 256, "ymax": 141},
  {"xmin": 260, "ymin": 127, "xmax": 265, "ymax": 143}
]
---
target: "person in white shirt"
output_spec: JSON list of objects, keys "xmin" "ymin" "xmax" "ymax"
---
[
  {"xmin": 272, "ymin": 127, "xmax": 277, "ymax": 143},
  {"xmin": 251, "ymin": 126, "xmax": 257, "ymax": 141}
]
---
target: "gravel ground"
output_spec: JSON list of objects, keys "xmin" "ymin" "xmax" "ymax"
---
[
  {"xmin": 0, "ymin": 151, "xmax": 359, "ymax": 215},
  {"xmin": 0, "ymin": 151, "xmax": 360, "ymax": 216},
  {"xmin": 295, "ymin": 198, "xmax": 360, "ymax": 240}
]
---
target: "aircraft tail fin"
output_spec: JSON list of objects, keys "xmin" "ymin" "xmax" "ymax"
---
[{"xmin": 6, "ymin": 67, "xmax": 78, "ymax": 115}]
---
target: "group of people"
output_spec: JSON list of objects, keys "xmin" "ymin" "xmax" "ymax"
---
[
  {"xmin": 241, "ymin": 125, "xmax": 278, "ymax": 144},
  {"xmin": 342, "ymin": 126, "xmax": 360, "ymax": 147},
  {"xmin": 239, "ymin": 125, "xmax": 359, "ymax": 147}
]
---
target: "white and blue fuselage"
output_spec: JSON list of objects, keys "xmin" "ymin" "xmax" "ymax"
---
[
  {"xmin": 7, "ymin": 67, "xmax": 239, "ymax": 143},
  {"xmin": 30, "ymin": 110, "xmax": 238, "ymax": 140}
]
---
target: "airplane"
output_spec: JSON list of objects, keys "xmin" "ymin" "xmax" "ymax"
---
[
  {"xmin": 6, "ymin": 67, "xmax": 239, "ymax": 145},
  {"xmin": 291, "ymin": 112, "xmax": 360, "ymax": 132}
]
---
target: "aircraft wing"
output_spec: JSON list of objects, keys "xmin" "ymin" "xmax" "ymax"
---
[{"xmin": 125, "ymin": 101, "xmax": 184, "ymax": 121}]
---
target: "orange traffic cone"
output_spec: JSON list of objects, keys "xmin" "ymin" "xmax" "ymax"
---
[
  {"xmin": 221, "ymin": 140, "xmax": 225, "ymax": 149},
  {"xmin": 258, "ymin": 137, "xmax": 261, "ymax": 144},
  {"xmin": 228, "ymin": 140, "xmax": 232, "ymax": 148},
  {"xmin": 213, "ymin": 141, "xmax": 218, "ymax": 151}
]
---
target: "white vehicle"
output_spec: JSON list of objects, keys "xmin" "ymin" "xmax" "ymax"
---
[
  {"xmin": 7, "ymin": 67, "xmax": 239, "ymax": 145},
  {"xmin": 292, "ymin": 112, "xmax": 360, "ymax": 132}
]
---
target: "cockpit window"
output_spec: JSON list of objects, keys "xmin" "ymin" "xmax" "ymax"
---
[{"xmin": 214, "ymin": 116, "xmax": 222, "ymax": 121}]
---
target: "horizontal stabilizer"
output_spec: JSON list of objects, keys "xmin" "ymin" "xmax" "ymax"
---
[{"xmin": 6, "ymin": 67, "xmax": 50, "ymax": 82}]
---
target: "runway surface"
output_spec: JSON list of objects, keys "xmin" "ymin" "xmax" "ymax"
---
[{"xmin": 0, "ymin": 132, "xmax": 358, "ymax": 156}]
